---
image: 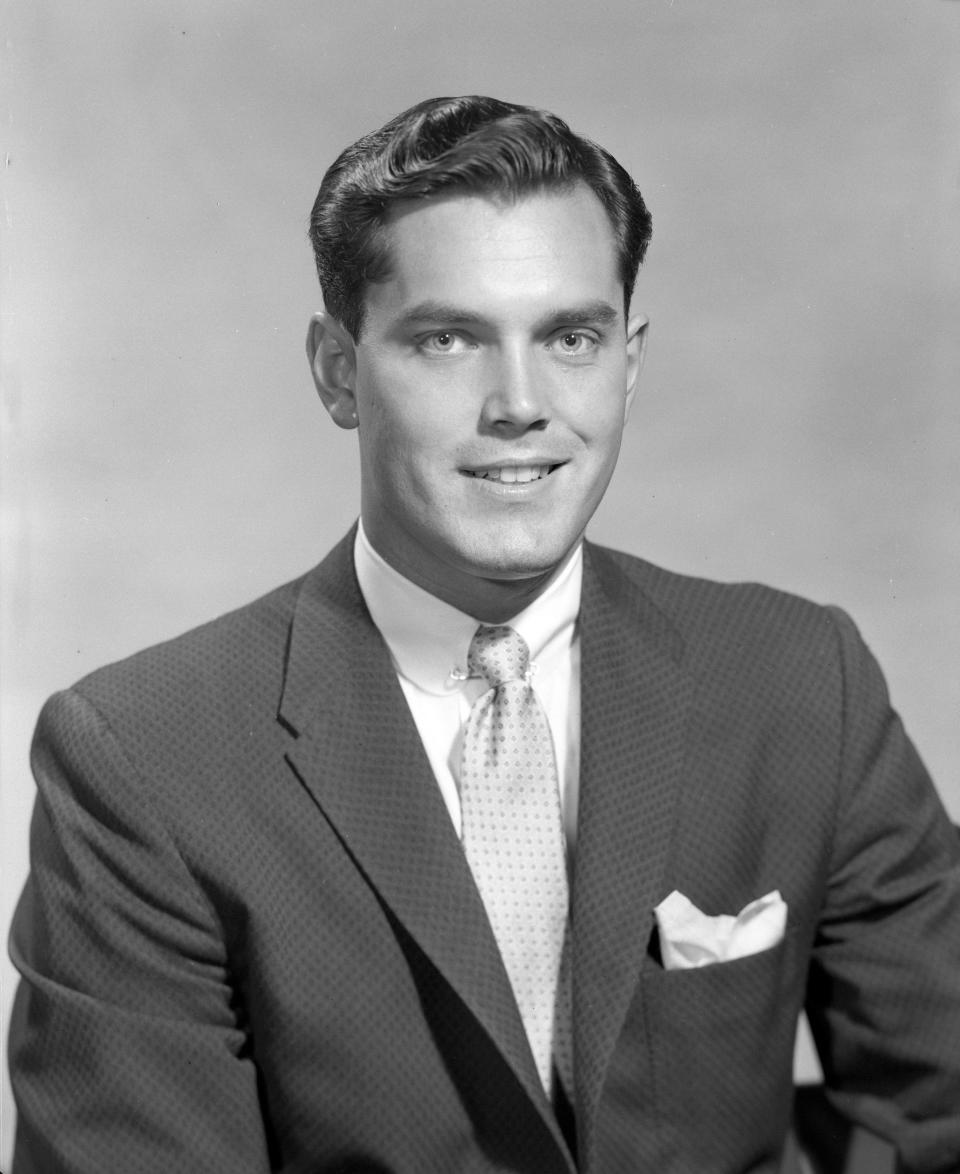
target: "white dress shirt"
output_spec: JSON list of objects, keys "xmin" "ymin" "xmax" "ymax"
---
[{"xmin": 354, "ymin": 521, "xmax": 582, "ymax": 854}]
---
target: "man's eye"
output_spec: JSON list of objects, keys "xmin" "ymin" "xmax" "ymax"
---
[
  {"xmin": 418, "ymin": 331, "xmax": 470, "ymax": 355},
  {"xmin": 553, "ymin": 331, "xmax": 598, "ymax": 355}
]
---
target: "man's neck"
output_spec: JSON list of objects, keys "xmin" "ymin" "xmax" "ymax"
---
[
  {"xmin": 419, "ymin": 568, "xmax": 567, "ymax": 625},
  {"xmin": 358, "ymin": 520, "xmax": 581, "ymax": 625}
]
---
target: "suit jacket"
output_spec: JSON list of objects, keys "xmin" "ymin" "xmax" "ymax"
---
[{"xmin": 9, "ymin": 532, "xmax": 960, "ymax": 1174}]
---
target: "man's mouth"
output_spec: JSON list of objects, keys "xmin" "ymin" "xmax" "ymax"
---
[{"xmin": 464, "ymin": 464, "xmax": 558, "ymax": 484}]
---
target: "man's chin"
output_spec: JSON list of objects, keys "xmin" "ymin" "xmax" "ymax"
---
[{"xmin": 462, "ymin": 538, "xmax": 580, "ymax": 585}]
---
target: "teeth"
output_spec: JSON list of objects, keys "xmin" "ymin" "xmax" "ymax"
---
[{"xmin": 475, "ymin": 465, "xmax": 551, "ymax": 483}]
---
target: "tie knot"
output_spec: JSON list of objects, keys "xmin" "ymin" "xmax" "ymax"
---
[{"xmin": 467, "ymin": 625, "xmax": 530, "ymax": 687}]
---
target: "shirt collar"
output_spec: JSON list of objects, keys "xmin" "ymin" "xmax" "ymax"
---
[{"xmin": 354, "ymin": 520, "xmax": 583, "ymax": 696}]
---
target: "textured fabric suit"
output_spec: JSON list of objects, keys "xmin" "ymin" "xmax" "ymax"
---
[{"xmin": 9, "ymin": 531, "xmax": 960, "ymax": 1173}]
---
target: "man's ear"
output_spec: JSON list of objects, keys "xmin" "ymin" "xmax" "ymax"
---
[
  {"xmin": 624, "ymin": 313, "xmax": 649, "ymax": 420},
  {"xmin": 306, "ymin": 311, "xmax": 359, "ymax": 430}
]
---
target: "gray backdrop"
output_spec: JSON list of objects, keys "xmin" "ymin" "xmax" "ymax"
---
[{"xmin": 2, "ymin": 1, "xmax": 958, "ymax": 1159}]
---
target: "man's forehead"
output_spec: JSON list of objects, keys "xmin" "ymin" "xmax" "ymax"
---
[
  {"xmin": 381, "ymin": 181, "xmax": 611, "ymax": 238},
  {"xmin": 364, "ymin": 184, "xmax": 623, "ymax": 320}
]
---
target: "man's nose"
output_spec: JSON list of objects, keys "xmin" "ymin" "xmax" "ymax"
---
[{"xmin": 480, "ymin": 346, "xmax": 549, "ymax": 433}]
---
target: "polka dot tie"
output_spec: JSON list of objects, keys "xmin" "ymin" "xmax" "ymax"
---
[{"xmin": 460, "ymin": 624, "xmax": 572, "ymax": 1096}]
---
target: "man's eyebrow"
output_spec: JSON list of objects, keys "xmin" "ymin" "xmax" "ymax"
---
[
  {"xmin": 395, "ymin": 302, "xmax": 487, "ymax": 328},
  {"xmin": 534, "ymin": 301, "xmax": 620, "ymax": 331},
  {"xmin": 394, "ymin": 299, "xmax": 621, "ymax": 331}
]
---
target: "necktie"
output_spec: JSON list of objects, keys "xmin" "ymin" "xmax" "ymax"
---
[{"xmin": 459, "ymin": 624, "xmax": 572, "ymax": 1096}]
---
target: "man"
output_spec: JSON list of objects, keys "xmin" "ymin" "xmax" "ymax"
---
[{"xmin": 8, "ymin": 95, "xmax": 960, "ymax": 1173}]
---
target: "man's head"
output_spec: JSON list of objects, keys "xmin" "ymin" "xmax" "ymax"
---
[
  {"xmin": 306, "ymin": 97, "xmax": 652, "ymax": 621},
  {"xmin": 308, "ymin": 95, "xmax": 652, "ymax": 342}
]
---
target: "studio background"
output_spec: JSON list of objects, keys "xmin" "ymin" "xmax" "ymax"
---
[{"xmin": 2, "ymin": 1, "xmax": 958, "ymax": 1162}]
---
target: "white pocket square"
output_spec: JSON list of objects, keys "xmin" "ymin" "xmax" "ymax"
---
[{"xmin": 653, "ymin": 889, "xmax": 787, "ymax": 970}]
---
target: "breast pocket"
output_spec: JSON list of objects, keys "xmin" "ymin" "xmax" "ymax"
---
[{"xmin": 640, "ymin": 931, "xmax": 802, "ymax": 1163}]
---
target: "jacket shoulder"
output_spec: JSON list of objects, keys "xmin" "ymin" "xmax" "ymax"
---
[
  {"xmin": 73, "ymin": 575, "xmax": 305, "ymax": 716},
  {"xmin": 584, "ymin": 542, "xmax": 853, "ymax": 681}
]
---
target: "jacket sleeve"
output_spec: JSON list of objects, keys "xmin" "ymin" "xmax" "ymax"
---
[
  {"xmin": 8, "ymin": 687, "xmax": 273, "ymax": 1174},
  {"xmin": 805, "ymin": 607, "xmax": 960, "ymax": 1174}
]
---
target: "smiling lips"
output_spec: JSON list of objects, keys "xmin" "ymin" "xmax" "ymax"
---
[{"xmin": 465, "ymin": 463, "xmax": 559, "ymax": 484}]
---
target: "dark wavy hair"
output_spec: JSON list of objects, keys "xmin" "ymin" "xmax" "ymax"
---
[{"xmin": 308, "ymin": 95, "xmax": 653, "ymax": 340}]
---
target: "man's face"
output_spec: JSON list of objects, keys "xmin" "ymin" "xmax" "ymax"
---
[{"xmin": 314, "ymin": 184, "xmax": 647, "ymax": 616}]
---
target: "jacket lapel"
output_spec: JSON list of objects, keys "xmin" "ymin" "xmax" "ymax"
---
[
  {"xmin": 276, "ymin": 532, "xmax": 571, "ymax": 1160},
  {"xmin": 572, "ymin": 544, "xmax": 693, "ymax": 1163}
]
